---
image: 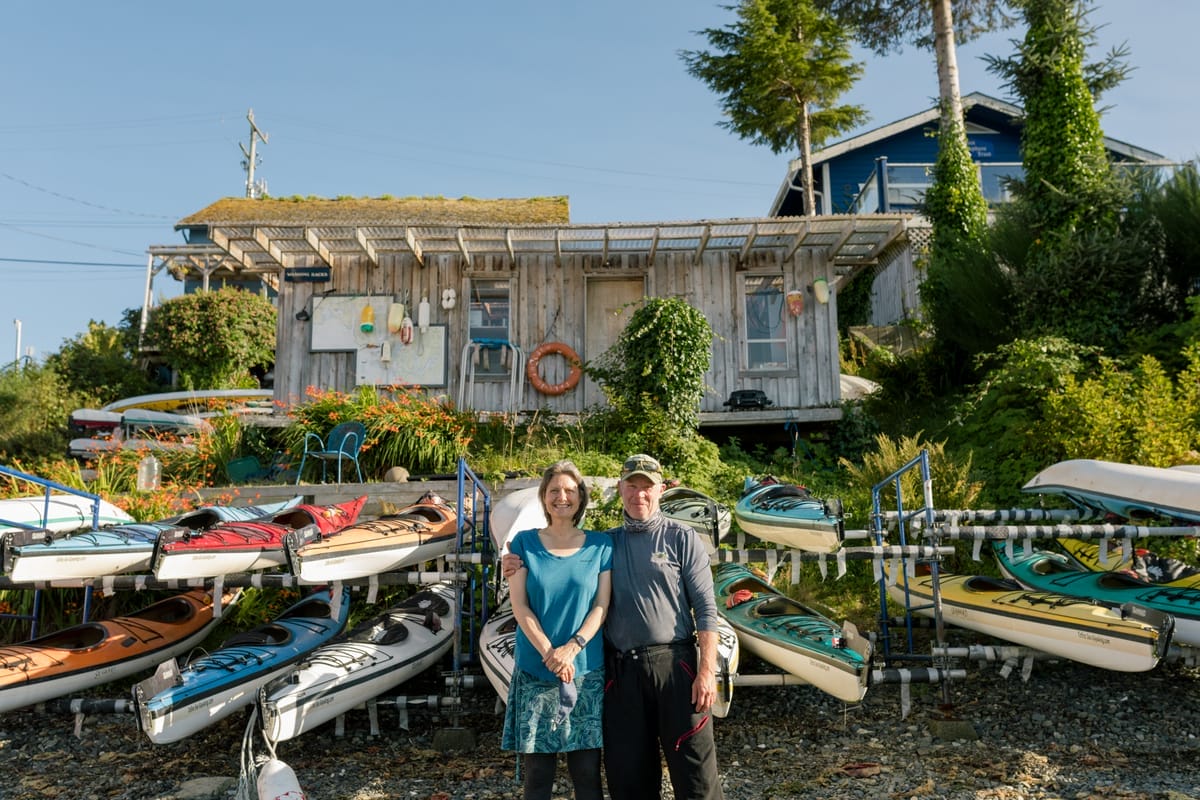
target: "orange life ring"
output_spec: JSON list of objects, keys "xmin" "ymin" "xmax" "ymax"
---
[{"xmin": 526, "ymin": 342, "xmax": 582, "ymax": 396}]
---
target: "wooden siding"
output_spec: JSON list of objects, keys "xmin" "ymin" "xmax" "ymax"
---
[
  {"xmin": 868, "ymin": 242, "xmax": 924, "ymax": 327},
  {"xmin": 272, "ymin": 246, "xmax": 844, "ymax": 417}
]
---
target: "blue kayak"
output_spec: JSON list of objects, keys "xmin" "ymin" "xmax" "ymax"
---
[
  {"xmin": 133, "ymin": 585, "xmax": 351, "ymax": 744},
  {"xmin": 2, "ymin": 496, "xmax": 302, "ymax": 581},
  {"xmin": 733, "ymin": 477, "xmax": 842, "ymax": 552}
]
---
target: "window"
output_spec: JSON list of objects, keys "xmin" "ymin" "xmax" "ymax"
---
[
  {"xmin": 468, "ymin": 278, "xmax": 511, "ymax": 376},
  {"xmin": 742, "ymin": 275, "xmax": 787, "ymax": 370}
]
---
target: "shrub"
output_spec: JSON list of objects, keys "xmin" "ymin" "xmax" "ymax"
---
[
  {"xmin": 282, "ymin": 386, "xmax": 474, "ymax": 477},
  {"xmin": 143, "ymin": 288, "xmax": 276, "ymax": 389}
]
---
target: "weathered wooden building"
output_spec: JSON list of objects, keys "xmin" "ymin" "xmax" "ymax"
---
[{"xmin": 146, "ymin": 197, "xmax": 909, "ymax": 426}]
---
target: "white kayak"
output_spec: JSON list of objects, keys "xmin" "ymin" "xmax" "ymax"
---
[
  {"xmin": 0, "ymin": 493, "xmax": 132, "ymax": 535},
  {"xmin": 488, "ymin": 486, "xmax": 545, "ymax": 554},
  {"xmin": 479, "ymin": 600, "xmax": 739, "ymax": 718},
  {"xmin": 259, "ymin": 581, "xmax": 456, "ymax": 741},
  {"xmin": 1023, "ymin": 459, "xmax": 1200, "ymax": 522}
]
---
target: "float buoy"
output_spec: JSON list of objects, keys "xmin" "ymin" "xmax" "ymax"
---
[{"xmin": 526, "ymin": 342, "xmax": 582, "ymax": 396}]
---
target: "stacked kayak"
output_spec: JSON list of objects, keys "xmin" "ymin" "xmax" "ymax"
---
[
  {"xmin": 479, "ymin": 598, "xmax": 740, "ymax": 718},
  {"xmin": 133, "ymin": 586, "xmax": 351, "ymax": 744},
  {"xmin": 2, "ymin": 496, "xmax": 303, "ymax": 582},
  {"xmin": 0, "ymin": 587, "xmax": 239, "ymax": 712},
  {"xmin": 714, "ymin": 562, "xmax": 870, "ymax": 703},
  {"xmin": 887, "ymin": 569, "xmax": 1172, "ymax": 672},
  {"xmin": 0, "ymin": 493, "xmax": 132, "ymax": 535},
  {"xmin": 488, "ymin": 486, "xmax": 544, "ymax": 554},
  {"xmin": 1022, "ymin": 459, "xmax": 1200, "ymax": 522},
  {"xmin": 1057, "ymin": 538, "xmax": 1200, "ymax": 589},
  {"xmin": 259, "ymin": 581, "xmax": 457, "ymax": 741},
  {"xmin": 992, "ymin": 542, "xmax": 1200, "ymax": 648},
  {"xmin": 734, "ymin": 477, "xmax": 842, "ymax": 553},
  {"xmin": 152, "ymin": 496, "xmax": 366, "ymax": 579},
  {"xmin": 660, "ymin": 486, "xmax": 731, "ymax": 556},
  {"xmin": 285, "ymin": 493, "xmax": 458, "ymax": 582}
]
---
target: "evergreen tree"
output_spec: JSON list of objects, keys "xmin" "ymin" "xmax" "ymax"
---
[{"xmin": 680, "ymin": 0, "xmax": 866, "ymax": 215}]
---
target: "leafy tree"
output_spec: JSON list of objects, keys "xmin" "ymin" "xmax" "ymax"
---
[
  {"xmin": 680, "ymin": 0, "xmax": 867, "ymax": 215},
  {"xmin": 585, "ymin": 297, "xmax": 714, "ymax": 464},
  {"xmin": 143, "ymin": 288, "xmax": 276, "ymax": 389},
  {"xmin": 815, "ymin": 0, "xmax": 1006, "ymax": 242},
  {"xmin": 45, "ymin": 319, "xmax": 158, "ymax": 406},
  {"xmin": 0, "ymin": 362, "xmax": 84, "ymax": 461}
]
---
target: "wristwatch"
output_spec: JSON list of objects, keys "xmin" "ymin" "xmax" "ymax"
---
[{"xmin": 571, "ymin": 634, "xmax": 587, "ymax": 648}]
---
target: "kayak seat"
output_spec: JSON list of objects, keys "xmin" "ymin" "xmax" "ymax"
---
[
  {"xmin": 376, "ymin": 623, "xmax": 410, "ymax": 646},
  {"xmin": 139, "ymin": 597, "xmax": 196, "ymax": 624},
  {"xmin": 224, "ymin": 624, "xmax": 291, "ymax": 647},
  {"xmin": 963, "ymin": 575, "xmax": 1023, "ymax": 592}
]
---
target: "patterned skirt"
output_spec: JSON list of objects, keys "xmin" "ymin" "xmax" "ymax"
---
[{"xmin": 501, "ymin": 668, "xmax": 604, "ymax": 753}]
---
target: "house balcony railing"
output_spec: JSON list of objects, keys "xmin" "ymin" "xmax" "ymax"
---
[{"xmin": 850, "ymin": 157, "xmax": 1187, "ymax": 215}]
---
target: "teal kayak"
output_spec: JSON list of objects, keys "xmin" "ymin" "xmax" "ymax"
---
[
  {"xmin": 992, "ymin": 541, "xmax": 1200, "ymax": 648},
  {"xmin": 733, "ymin": 477, "xmax": 842, "ymax": 552},
  {"xmin": 714, "ymin": 562, "xmax": 869, "ymax": 702}
]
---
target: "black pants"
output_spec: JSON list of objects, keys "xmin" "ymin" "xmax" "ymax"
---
[
  {"xmin": 522, "ymin": 749, "xmax": 603, "ymax": 800},
  {"xmin": 603, "ymin": 642, "xmax": 723, "ymax": 800}
]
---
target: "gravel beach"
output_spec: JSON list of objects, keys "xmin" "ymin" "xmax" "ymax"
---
[{"xmin": 3, "ymin": 650, "xmax": 1200, "ymax": 800}]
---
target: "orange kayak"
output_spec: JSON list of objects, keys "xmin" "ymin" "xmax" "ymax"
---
[
  {"xmin": 287, "ymin": 492, "xmax": 460, "ymax": 582},
  {"xmin": 0, "ymin": 588, "xmax": 239, "ymax": 712}
]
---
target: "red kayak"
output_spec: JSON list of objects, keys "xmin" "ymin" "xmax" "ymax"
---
[{"xmin": 151, "ymin": 496, "xmax": 367, "ymax": 579}]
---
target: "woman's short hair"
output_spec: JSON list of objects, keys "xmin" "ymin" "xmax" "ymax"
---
[{"xmin": 538, "ymin": 460, "xmax": 590, "ymax": 527}]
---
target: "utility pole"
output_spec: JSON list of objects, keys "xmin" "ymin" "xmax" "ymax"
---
[{"xmin": 240, "ymin": 109, "xmax": 269, "ymax": 198}]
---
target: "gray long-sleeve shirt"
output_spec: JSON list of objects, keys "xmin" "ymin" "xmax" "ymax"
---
[{"xmin": 603, "ymin": 514, "xmax": 719, "ymax": 652}]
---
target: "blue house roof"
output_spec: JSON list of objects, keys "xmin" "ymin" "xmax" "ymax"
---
[{"xmin": 769, "ymin": 92, "xmax": 1167, "ymax": 217}]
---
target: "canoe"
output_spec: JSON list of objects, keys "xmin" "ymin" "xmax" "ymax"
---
[
  {"xmin": 0, "ymin": 588, "xmax": 239, "ymax": 713},
  {"xmin": 733, "ymin": 477, "xmax": 842, "ymax": 553},
  {"xmin": 0, "ymin": 493, "xmax": 132, "ymax": 535},
  {"xmin": 259, "ymin": 581, "xmax": 457, "ymax": 741},
  {"xmin": 285, "ymin": 493, "xmax": 458, "ymax": 582},
  {"xmin": 1022, "ymin": 459, "xmax": 1200, "ymax": 522},
  {"xmin": 714, "ymin": 562, "xmax": 870, "ymax": 703},
  {"xmin": 2, "ymin": 497, "xmax": 303, "ymax": 581},
  {"xmin": 1056, "ymin": 538, "xmax": 1200, "ymax": 589},
  {"xmin": 152, "ymin": 496, "xmax": 366, "ymax": 580},
  {"xmin": 488, "ymin": 486, "xmax": 545, "ymax": 554},
  {"xmin": 133, "ymin": 586, "xmax": 352, "ymax": 744},
  {"xmin": 660, "ymin": 486, "xmax": 731, "ymax": 556},
  {"xmin": 992, "ymin": 542, "xmax": 1200, "ymax": 648},
  {"xmin": 101, "ymin": 388, "xmax": 274, "ymax": 415},
  {"xmin": 887, "ymin": 569, "xmax": 1172, "ymax": 672},
  {"xmin": 478, "ymin": 598, "xmax": 740, "ymax": 719}
]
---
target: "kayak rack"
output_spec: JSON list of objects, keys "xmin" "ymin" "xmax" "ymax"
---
[{"xmin": 0, "ymin": 464, "xmax": 113, "ymax": 636}]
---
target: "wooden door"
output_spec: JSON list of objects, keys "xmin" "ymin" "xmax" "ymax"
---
[{"xmin": 584, "ymin": 278, "xmax": 645, "ymax": 406}]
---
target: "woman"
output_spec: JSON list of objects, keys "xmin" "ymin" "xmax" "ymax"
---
[{"xmin": 502, "ymin": 460, "xmax": 612, "ymax": 800}]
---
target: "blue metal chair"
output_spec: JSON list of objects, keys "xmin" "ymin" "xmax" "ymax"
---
[{"xmin": 295, "ymin": 421, "xmax": 365, "ymax": 484}]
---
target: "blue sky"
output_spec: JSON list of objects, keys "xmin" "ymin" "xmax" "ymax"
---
[{"xmin": 2, "ymin": 1, "xmax": 1195, "ymax": 364}]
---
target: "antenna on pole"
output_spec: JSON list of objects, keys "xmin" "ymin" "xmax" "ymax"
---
[{"xmin": 240, "ymin": 109, "xmax": 269, "ymax": 198}]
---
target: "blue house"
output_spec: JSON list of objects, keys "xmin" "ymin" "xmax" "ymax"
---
[
  {"xmin": 768, "ymin": 91, "xmax": 1166, "ymax": 217},
  {"xmin": 767, "ymin": 92, "xmax": 1168, "ymax": 326}
]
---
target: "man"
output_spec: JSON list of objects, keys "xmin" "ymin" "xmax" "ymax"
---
[{"xmin": 504, "ymin": 453, "xmax": 723, "ymax": 799}]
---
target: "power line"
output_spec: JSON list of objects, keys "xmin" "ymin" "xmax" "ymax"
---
[{"xmin": 0, "ymin": 256, "xmax": 143, "ymax": 268}]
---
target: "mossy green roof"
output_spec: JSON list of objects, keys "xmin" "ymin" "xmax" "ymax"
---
[{"xmin": 177, "ymin": 195, "xmax": 570, "ymax": 228}]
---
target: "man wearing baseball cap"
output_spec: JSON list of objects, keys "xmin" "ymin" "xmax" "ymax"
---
[
  {"xmin": 503, "ymin": 452, "xmax": 723, "ymax": 798},
  {"xmin": 604, "ymin": 453, "xmax": 723, "ymax": 799}
]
